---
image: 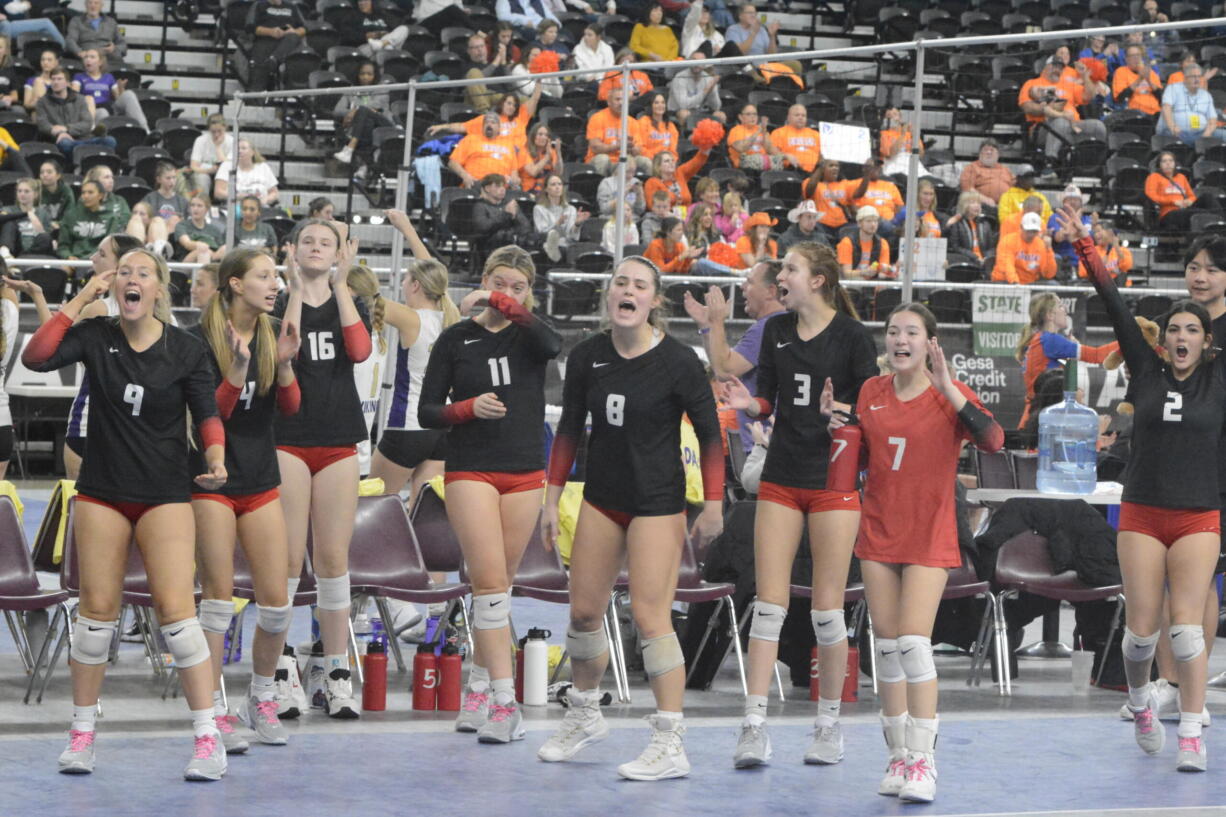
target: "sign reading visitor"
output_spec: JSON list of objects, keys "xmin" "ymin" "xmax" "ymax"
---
[
  {"xmin": 817, "ymin": 122, "xmax": 871, "ymax": 164},
  {"xmin": 971, "ymin": 285, "xmax": 1031, "ymax": 357}
]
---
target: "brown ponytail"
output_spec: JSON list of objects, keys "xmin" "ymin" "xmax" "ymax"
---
[
  {"xmin": 788, "ymin": 241, "xmax": 860, "ymax": 320},
  {"xmin": 205, "ymin": 248, "xmax": 278, "ymax": 395},
  {"xmin": 1015, "ymin": 291, "xmax": 1059, "ymax": 363}
]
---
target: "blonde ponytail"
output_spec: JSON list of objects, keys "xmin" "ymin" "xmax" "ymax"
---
[
  {"xmin": 207, "ymin": 248, "xmax": 278, "ymax": 395},
  {"xmin": 346, "ymin": 264, "xmax": 386, "ymax": 354},
  {"xmin": 407, "ymin": 258, "xmax": 461, "ymax": 327},
  {"xmin": 1015, "ymin": 292, "xmax": 1059, "ymax": 363}
]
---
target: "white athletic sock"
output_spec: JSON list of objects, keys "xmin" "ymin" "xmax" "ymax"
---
[
  {"xmin": 211, "ymin": 689, "xmax": 226, "ymax": 717},
  {"xmin": 491, "ymin": 677, "xmax": 515, "ymax": 705},
  {"xmin": 191, "ymin": 707, "xmax": 219, "ymax": 738},
  {"xmin": 815, "ymin": 696, "xmax": 841, "ymax": 727},
  {"xmin": 655, "ymin": 710, "xmax": 683, "ymax": 729},
  {"xmin": 571, "ymin": 686, "xmax": 602, "ymax": 709},
  {"xmin": 71, "ymin": 704, "xmax": 97, "ymax": 733},
  {"xmin": 744, "ymin": 693, "xmax": 768, "ymax": 724},
  {"xmin": 324, "ymin": 654, "xmax": 347, "ymax": 674},
  {"xmin": 910, "ymin": 717, "xmax": 938, "ymax": 734},
  {"xmin": 1179, "ymin": 712, "xmax": 1204, "ymax": 739},
  {"xmin": 468, "ymin": 663, "xmax": 490, "ymax": 693},
  {"xmin": 1128, "ymin": 682, "xmax": 1152, "ymax": 710},
  {"xmin": 250, "ymin": 673, "xmax": 276, "ymax": 701}
]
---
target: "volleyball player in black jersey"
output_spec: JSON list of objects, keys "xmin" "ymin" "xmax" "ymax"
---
[
  {"xmin": 191, "ymin": 248, "xmax": 302, "ymax": 750},
  {"xmin": 274, "ymin": 220, "xmax": 372, "ymax": 719},
  {"xmin": 720, "ymin": 242, "xmax": 877, "ymax": 768},
  {"xmin": 418, "ymin": 245, "xmax": 561, "ymax": 744},
  {"xmin": 1066, "ymin": 209, "xmax": 1222, "ymax": 773},
  {"xmin": 536, "ymin": 255, "xmax": 725, "ymax": 780},
  {"xmin": 23, "ymin": 250, "xmax": 229, "ymax": 781}
]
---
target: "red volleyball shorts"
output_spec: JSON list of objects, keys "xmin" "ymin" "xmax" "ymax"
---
[
  {"xmin": 1119, "ymin": 501, "xmax": 1221, "ymax": 548},
  {"xmin": 192, "ymin": 488, "xmax": 281, "ymax": 518},
  {"xmin": 277, "ymin": 445, "xmax": 357, "ymax": 476},
  {"xmin": 758, "ymin": 481, "xmax": 861, "ymax": 514},
  {"xmin": 588, "ymin": 501, "xmax": 634, "ymax": 530},
  {"xmin": 76, "ymin": 494, "xmax": 160, "ymax": 526},
  {"xmin": 444, "ymin": 469, "xmax": 546, "ymax": 495}
]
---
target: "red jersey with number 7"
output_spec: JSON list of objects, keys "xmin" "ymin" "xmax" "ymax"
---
[{"xmin": 854, "ymin": 375, "xmax": 992, "ymax": 568}]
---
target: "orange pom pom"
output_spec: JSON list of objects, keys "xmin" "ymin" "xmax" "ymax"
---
[
  {"xmin": 529, "ymin": 50, "xmax": 560, "ymax": 75},
  {"xmin": 691, "ymin": 119, "xmax": 726, "ymax": 151}
]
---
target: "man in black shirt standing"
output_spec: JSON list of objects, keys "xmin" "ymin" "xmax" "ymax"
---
[{"xmin": 248, "ymin": 0, "xmax": 308, "ymax": 93}]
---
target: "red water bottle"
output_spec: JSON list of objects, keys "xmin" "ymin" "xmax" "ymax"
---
[
  {"xmin": 412, "ymin": 644, "xmax": 438, "ymax": 710},
  {"xmin": 842, "ymin": 645, "xmax": 859, "ymax": 702},
  {"xmin": 826, "ymin": 422, "xmax": 863, "ymax": 493},
  {"xmin": 437, "ymin": 646, "xmax": 462, "ymax": 711},
  {"xmin": 809, "ymin": 647, "xmax": 820, "ymax": 701},
  {"xmin": 362, "ymin": 639, "xmax": 387, "ymax": 711}
]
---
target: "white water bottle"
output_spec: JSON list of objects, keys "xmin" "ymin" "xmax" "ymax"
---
[
  {"xmin": 353, "ymin": 612, "xmax": 372, "ymax": 656},
  {"xmin": 523, "ymin": 628, "xmax": 551, "ymax": 707}
]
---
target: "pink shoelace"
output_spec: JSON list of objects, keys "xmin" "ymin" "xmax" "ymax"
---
[
  {"xmin": 254, "ymin": 700, "xmax": 280, "ymax": 725},
  {"xmin": 1179, "ymin": 737, "xmax": 1203, "ymax": 753},
  {"xmin": 193, "ymin": 735, "xmax": 219, "ymax": 760},
  {"xmin": 67, "ymin": 729, "xmax": 95, "ymax": 752},
  {"xmin": 886, "ymin": 758, "xmax": 905, "ymax": 778},
  {"xmin": 488, "ymin": 703, "xmax": 516, "ymax": 723},
  {"xmin": 214, "ymin": 715, "xmax": 238, "ymax": 734},
  {"xmin": 1135, "ymin": 708, "xmax": 1155, "ymax": 733},
  {"xmin": 906, "ymin": 757, "xmax": 933, "ymax": 782},
  {"xmin": 462, "ymin": 691, "xmax": 489, "ymax": 712}
]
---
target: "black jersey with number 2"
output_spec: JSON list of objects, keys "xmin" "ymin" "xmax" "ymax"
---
[
  {"xmin": 273, "ymin": 293, "xmax": 369, "ymax": 447},
  {"xmin": 188, "ymin": 323, "xmax": 283, "ymax": 495},
  {"xmin": 31, "ymin": 317, "xmax": 219, "ymax": 504},
  {"xmin": 556, "ymin": 331, "xmax": 721, "ymax": 516},
  {"xmin": 418, "ymin": 313, "xmax": 562, "ymax": 473},
  {"xmin": 756, "ymin": 310, "xmax": 878, "ymax": 489}
]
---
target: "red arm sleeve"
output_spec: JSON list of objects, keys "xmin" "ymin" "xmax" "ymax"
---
[
  {"xmin": 700, "ymin": 438, "xmax": 724, "ymax": 501},
  {"xmin": 753, "ymin": 397, "xmax": 773, "ymax": 418},
  {"xmin": 214, "ymin": 380, "xmax": 241, "ymax": 420},
  {"xmin": 21, "ymin": 311, "xmax": 71, "ymax": 368},
  {"xmin": 199, "ymin": 416, "xmax": 225, "ymax": 450},
  {"xmin": 276, "ymin": 380, "xmax": 301, "ymax": 416},
  {"xmin": 440, "ymin": 397, "xmax": 477, "ymax": 425},
  {"xmin": 342, "ymin": 321, "xmax": 372, "ymax": 363},
  {"xmin": 546, "ymin": 433, "xmax": 578, "ymax": 487},
  {"xmin": 488, "ymin": 290, "xmax": 534, "ymax": 326},
  {"xmin": 1078, "ymin": 342, "xmax": 1119, "ymax": 365}
]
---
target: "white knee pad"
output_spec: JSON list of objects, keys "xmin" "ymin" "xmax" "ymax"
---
[
  {"xmin": 197, "ymin": 598, "xmax": 235, "ymax": 635},
  {"xmin": 70, "ymin": 616, "xmax": 117, "ymax": 665},
  {"xmin": 1169, "ymin": 624, "xmax": 1206, "ymax": 663},
  {"xmin": 1122, "ymin": 627, "xmax": 1160, "ymax": 663},
  {"xmin": 566, "ymin": 625, "xmax": 608, "ymax": 661},
  {"xmin": 471, "ymin": 592, "xmax": 510, "ymax": 630},
  {"xmin": 315, "ymin": 573, "xmax": 351, "ymax": 611},
  {"xmin": 641, "ymin": 632, "xmax": 685, "ymax": 678},
  {"xmin": 160, "ymin": 617, "xmax": 211, "ymax": 669},
  {"xmin": 286, "ymin": 576, "xmax": 301, "ymax": 600},
  {"xmin": 874, "ymin": 637, "xmax": 905, "ymax": 683},
  {"xmin": 810, "ymin": 609, "xmax": 847, "ymax": 647},
  {"xmin": 749, "ymin": 600, "xmax": 786, "ymax": 642},
  {"xmin": 897, "ymin": 634, "xmax": 936, "ymax": 683},
  {"xmin": 256, "ymin": 603, "xmax": 293, "ymax": 634}
]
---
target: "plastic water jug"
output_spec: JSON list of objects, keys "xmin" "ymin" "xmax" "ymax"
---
[{"xmin": 1037, "ymin": 361, "xmax": 1098, "ymax": 495}]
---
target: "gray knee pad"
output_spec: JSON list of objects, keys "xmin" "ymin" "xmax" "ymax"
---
[
  {"xmin": 1122, "ymin": 627, "xmax": 1159, "ymax": 663},
  {"xmin": 256, "ymin": 603, "xmax": 293, "ymax": 634},
  {"xmin": 197, "ymin": 598, "xmax": 234, "ymax": 635},
  {"xmin": 749, "ymin": 600, "xmax": 786, "ymax": 642},
  {"xmin": 874, "ymin": 637, "xmax": 905, "ymax": 683},
  {"xmin": 471, "ymin": 592, "xmax": 510, "ymax": 630},
  {"xmin": 160, "ymin": 617, "xmax": 211, "ymax": 670},
  {"xmin": 641, "ymin": 632, "xmax": 685, "ymax": 678},
  {"xmin": 566, "ymin": 625, "xmax": 608, "ymax": 661},
  {"xmin": 70, "ymin": 616, "xmax": 118, "ymax": 665},
  {"xmin": 315, "ymin": 573, "xmax": 351, "ymax": 611},
  {"xmin": 1169, "ymin": 624, "xmax": 1206, "ymax": 663},
  {"xmin": 810, "ymin": 609, "xmax": 847, "ymax": 647},
  {"xmin": 898, "ymin": 634, "xmax": 936, "ymax": 683}
]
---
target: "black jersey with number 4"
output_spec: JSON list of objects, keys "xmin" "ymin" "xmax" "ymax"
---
[
  {"xmin": 30, "ymin": 317, "xmax": 218, "ymax": 504},
  {"xmin": 558, "ymin": 331, "xmax": 721, "ymax": 516},
  {"xmin": 188, "ymin": 323, "xmax": 282, "ymax": 495},
  {"xmin": 756, "ymin": 310, "xmax": 878, "ymax": 489},
  {"xmin": 418, "ymin": 316, "xmax": 561, "ymax": 472},
  {"xmin": 273, "ymin": 292, "xmax": 369, "ymax": 447}
]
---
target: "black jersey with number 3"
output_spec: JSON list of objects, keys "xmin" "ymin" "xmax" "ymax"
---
[
  {"xmin": 31, "ymin": 317, "xmax": 218, "ymax": 504},
  {"xmin": 188, "ymin": 324, "xmax": 282, "ymax": 495},
  {"xmin": 557, "ymin": 331, "xmax": 721, "ymax": 516},
  {"xmin": 273, "ymin": 293, "xmax": 369, "ymax": 447},
  {"xmin": 756, "ymin": 310, "xmax": 878, "ymax": 489},
  {"xmin": 418, "ymin": 315, "xmax": 561, "ymax": 472}
]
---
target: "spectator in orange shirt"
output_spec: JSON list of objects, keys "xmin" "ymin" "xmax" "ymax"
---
[
  {"xmin": 425, "ymin": 89, "xmax": 538, "ymax": 148},
  {"xmin": 645, "ymin": 216, "xmax": 702, "ymax": 273},
  {"xmin": 959, "ymin": 139, "xmax": 1015, "ymax": 208},
  {"xmin": 596, "ymin": 49, "xmax": 654, "ymax": 102},
  {"xmin": 1145, "ymin": 149, "xmax": 1209, "ymax": 232},
  {"xmin": 801, "ymin": 158, "xmax": 854, "ymax": 237},
  {"xmin": 836, "ymin": 205, "xmax": 892, "ymax": 279},
  {"xmin": 944, "ymin": 191, "xmax": 995, "ymax": 266},
  {"xmin": 735, "ymin": 211, "xmax": 777, "ymax": 266},
  {"xmin": 848, "ymin": 160, "xmax": 904, "ymax": 236},
  {"xmin": 992, "ymin": 211, "xmax": 1056, "ymax": 284},
  {"xmin": 585, "ymin": 87, "xmax": 651, "ymax": 176},
  {"xmin": 1080, "ymin": 222, "xmax": 1133, "ymax": 284},
  {"xmin": 643, "ymin": 146, "xmax": 710, "ymax": 208},
  {"xmin": 448, "ymin": 112, "xmax": 525, "ymax": 187},
  {"xmin": 519, "ymin": 122, "xmax": 562, "ymax": 193},
  {"xmin": 726, "ymin": 103, "xmax": 779, "ymax": 170},
  {"xmin": 637, "ymin": 92, "xmax": 680, "ymax": 160},
  {"xmin": 769, "ymin": 104, "xmax": 821, "ymax": 173},
  {"xmin": 1113, "ymin": 44, "xmax": 1163, "ymax": 115},
  {"xmin": 1018, "ymin": 58, "xmax": 1106, "ymax": 162}
]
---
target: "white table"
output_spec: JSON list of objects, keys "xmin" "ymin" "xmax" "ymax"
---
[{"xmin": 966, "ymin": 487, "xmax": 1123, "ymax": 505}]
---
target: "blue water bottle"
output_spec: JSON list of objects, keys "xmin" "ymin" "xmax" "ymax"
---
[{"xmin": 1037, "ymin": 361, "xmax": 1098, "ymax": 495}]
